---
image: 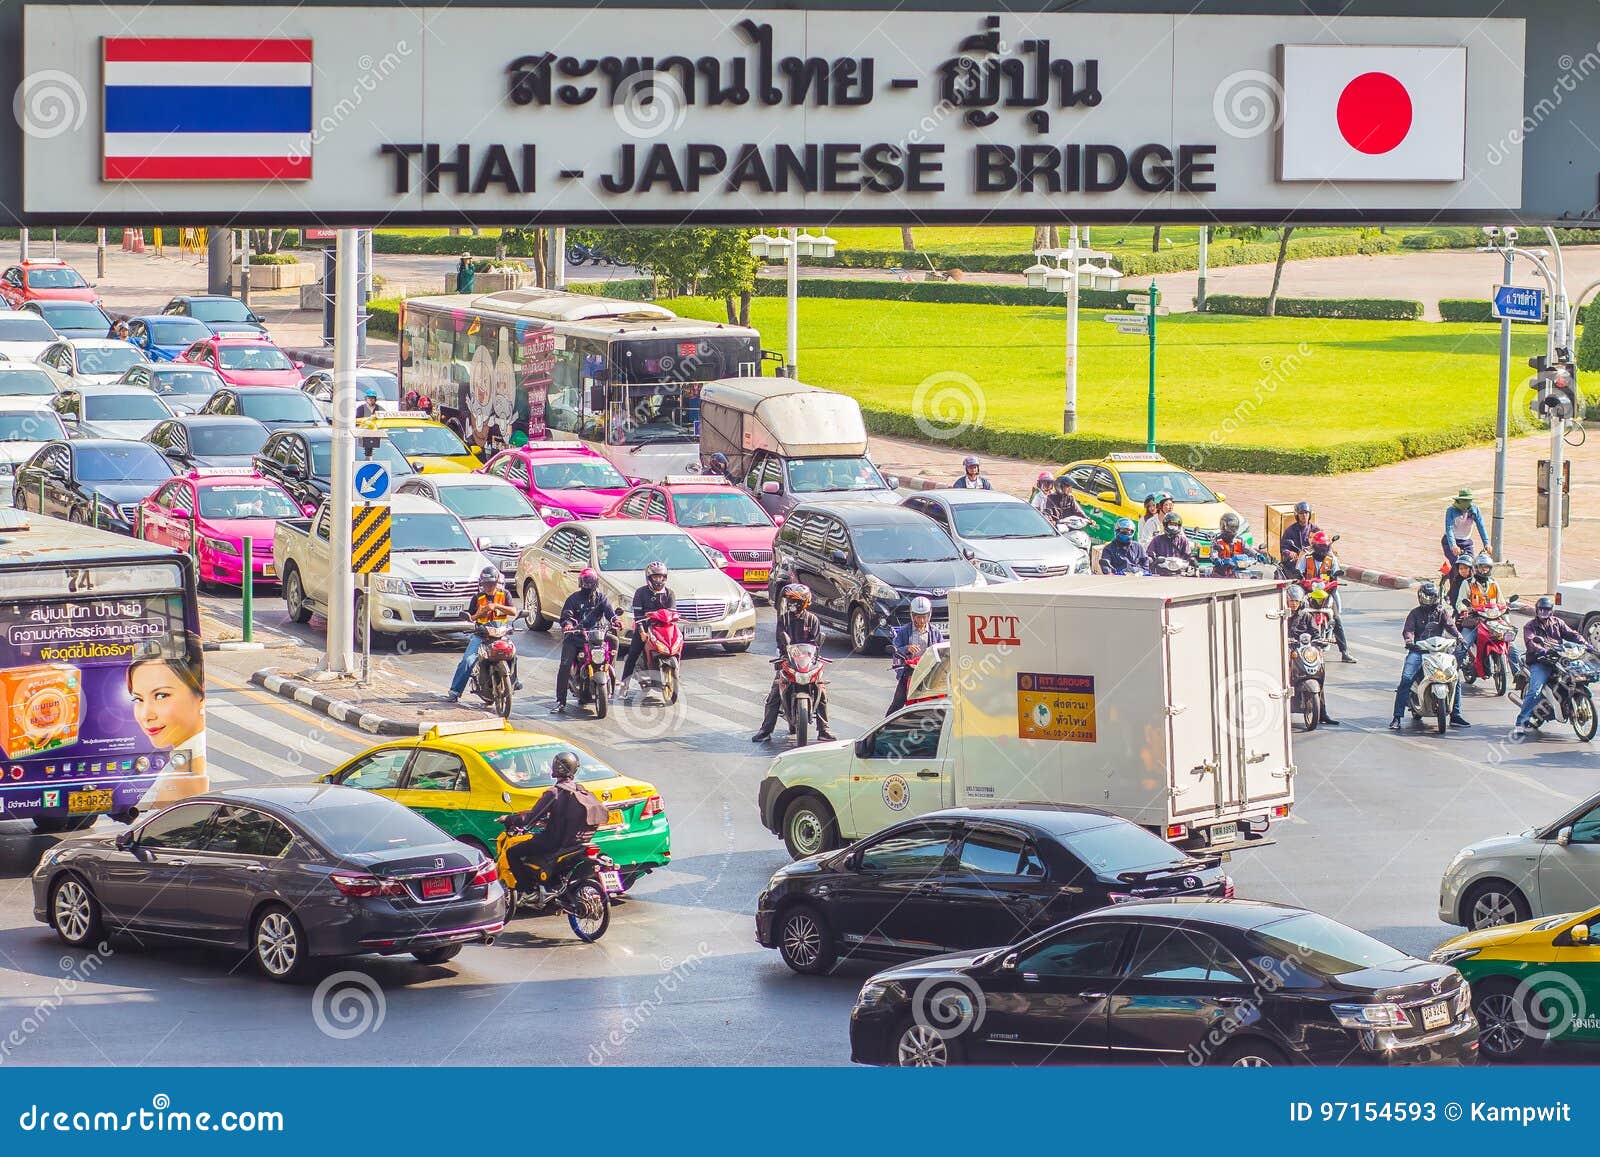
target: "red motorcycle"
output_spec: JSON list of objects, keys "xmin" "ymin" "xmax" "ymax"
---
[
  {"xmin": 562, "ymin": 621, "xmax": 620, "ymax": 719},
  {"xmin": 774, "ymin": 643, "xmax": 830, "ymax": 747},
  {"xmin": 1461, "ymin": 596, "xmax": 1521, "ymax": 697},
  {"xmin": 637, "ymin": 608, "xmax": 685, "ymax": 704}
]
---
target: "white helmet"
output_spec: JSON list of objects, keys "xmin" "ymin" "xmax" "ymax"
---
[{"xmin": 909, "ymin": 596, "xmax": 932, "ymax": 616}]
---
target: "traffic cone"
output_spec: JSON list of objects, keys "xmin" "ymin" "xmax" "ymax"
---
[
  {"xmin": 121, "ymin": 228, "xmax": 134, "ymax": 252},
  {"xmin": 132, "ymin": 231, "xmax": 145, "ymax": 254}
]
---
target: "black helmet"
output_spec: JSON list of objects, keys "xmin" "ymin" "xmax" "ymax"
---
[
  {"xmin": 1417, "ymin": 581, "xmax": 1440, "ymax": 607},
  {"xmin": 478, "ymin": 566, "xmax": 500, "ymax": 588},
  {"xmin": 1294, "ymin": 500, "xmax": 1312, "ymax": 516},
  {"xmin": 579, "ymin": 567, "xmax": 600, "ymax": 592},
  {"xmin": 1536, "ymin": 595, "xmax": 1556, "ymax": 617},
  {"xmin": 550, "ymin": 751, "xmax": 580, "ymax": 781},
  {"xmin": 1219, "ymin": 513, "xmax": 1241, "ymax": 537},
  {"xmin": 1162, "ymin": 512, "xmax": 1183, "ymax": 531}
]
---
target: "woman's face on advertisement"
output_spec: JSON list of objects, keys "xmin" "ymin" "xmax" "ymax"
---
[{"xmin": 129, "ymin": 663, "xmax": 204, "ymax": 750}]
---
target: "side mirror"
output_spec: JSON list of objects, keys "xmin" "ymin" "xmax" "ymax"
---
[
  {"xmin": 470, "ymin": 445, "xmax": 483, "ymax": 457},
  {"xmin": 761, "ymin": 480, "xmax": 782, "ymax": 495},
  {"xmin": 1331, "ymin": 533, "xmax": 1342, "ymax": 543},
  {"xmin": 773, "ymin": 514, "xmax": 785, "ymax": 526},
  {"xmin": 292, "ymin": 360, "xmax": 305, "ymax": 371},
  {"xmin": 1214, "ymin": 492, "xmax": 1227, "ymax": 502},
  {"xmin": 171, "ymin": 508, "xmax": 191, "ymax": 520},
  {"xmin": 1096, "ymin": 491, "xmax": 1116, "ymax": 503},
  {"xmin": 1509, "ymin": 594, "xmax": 1522, "ymax": 606},
  {"xmin": 1576, "ymin": 924, "xmax": 1592, "ymax": 945},
  {"xmin": 301, "ymin": 503, "xmax": 316, "ymax": 516},
  {"xmin": 1558, "ymin": 825, "xmax": 1574, "ymax": 847},
  {"xmin": 962, "ymin": 547, "xmax": 976, "ymax": 561},
  {"xmin": 114, "ymin": 829, "xmax": 134, "ymax": 850},
  {"xmin": 830, "ymin": 548, "xmax": 850, "ymax": 566}
]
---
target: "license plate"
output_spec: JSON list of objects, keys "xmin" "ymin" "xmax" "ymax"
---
[
  {"xmin": 605, "ymin": 808, "xmax": 624, "ymax": 828},
  {"xmin": 745, "ymin": 568, "xmax": 770, "ymax": 584},
  {"xmin": 1422, "ymin": 1001, "xmax": 1450, "ymax": 1030},
  {"xmin": 262, "ymin": 563, "xmax": 276, "ymax": 577},
  {"xmin": 1206, "ymin": 822, "xmax": 1238, "ymax": 845},
  {"xmin": 421, "ymin": 876, "xmax": 454, "ymax": 899},
  {"xmin": 436, "ymin": 600, "xmax": 468, "ymax": 617},
  {"xmin": 600, "ymin": 870, "xmax": 624, "ymax": 894},
  {"xmin": 684, "ymin": 625, "xmax": 711, "ymax": 640},
  {"xmin": 67, "ymin": 790, "xmax": 113, "ymax": 815},
  {"xmin": 1198, "ymin": 543, "xmax": 1212, "ymax": 558}
]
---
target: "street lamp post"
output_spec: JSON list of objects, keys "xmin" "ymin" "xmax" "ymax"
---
[
  {"xmin": 1029, "ymin": 236, "xmax": 1118, "ymax": 434},
  {"xmin": 1479, "ymin": 226, "xmax": 1519, "ymax": 560},
  {"xmin": 749, "ymin": 229, "xmax": 834, "ymax": 378}
]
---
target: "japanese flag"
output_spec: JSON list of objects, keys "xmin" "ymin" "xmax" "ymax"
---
[{"xmin": 1278, "ymin": 44, "xmax": 1467, "ymax": 182}]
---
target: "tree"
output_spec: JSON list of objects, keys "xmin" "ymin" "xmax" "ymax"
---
[
  {"xmin": 700, "ymin": 228, "xmax": 761, "ymax": 325},
  {"xmin": 1151, "ymin": 226, "xmax": 1162, "ymax": 253},
  {"xmin": 1578, "ymin": 312, "xmax": 1600, "ymax": 374},
  {"xmin": 900, "ymin": 228, "xmax": 915, "ymax": 252},
  {"xmin": 1266, "ymin": 226, "xmax": 1294, "ymax": 317},
  {"xmin": 591, "ymin": 228, "xmax": 710, "ymax": 296},
  {"xmin": 1031, "ymin": 226, "xmax": 1060, "ymax": 252}
]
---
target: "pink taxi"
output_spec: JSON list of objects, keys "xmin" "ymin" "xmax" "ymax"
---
[
  {"xmin": 603, "ymin": 476, "xmax": 779, "ymax": 593},
  {"xmin": 137, "ymin": 470, "xmax": 303, "ymax": 585},
  {"xmin": 481, "ymin": 443, "xmax": 635, "ymax": 524}
]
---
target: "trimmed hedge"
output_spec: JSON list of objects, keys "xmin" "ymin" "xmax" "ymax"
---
[
  {"xmin": 368, "ymin": 297, "xmax": 401, "ymax": 339},
  {"xmin": 1439, "ymin": 298, "xmax": 1551, "ymax": 324},
  {"xmin": 560, "ymin": 276, "xmax": 1134, "ymax": 309},
  {"xmin": 1204, "ymin": 294, "xmax": 1423, "ymax": 321},
  {"xmin": 1403, "ymin": 227, "xmax": 1600, "ymax": 251}
]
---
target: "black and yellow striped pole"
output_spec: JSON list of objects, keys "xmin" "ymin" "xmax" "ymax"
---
[{"xmin": 351, "ymin": 503, "xmax": 391, "ymax": 574}]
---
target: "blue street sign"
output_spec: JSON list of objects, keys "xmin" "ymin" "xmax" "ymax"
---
[
  {"xmin": 1492, "ymin": 283, "xmax": 1545, "ymax": 322},
  {"xmin": 354, "ymin": 461, "xmax": 390, "ymax": 501}
]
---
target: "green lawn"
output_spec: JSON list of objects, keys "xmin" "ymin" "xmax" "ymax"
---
[
  {"xmin": 667, "ymin": 295, "xmax": 1543, "ymax": 471},
  {"xmin": 827, "ymin": 225, "xmax": 1441, "ymax": 261}
]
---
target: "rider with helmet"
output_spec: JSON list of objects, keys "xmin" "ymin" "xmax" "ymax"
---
[
  {"xmin": 705, "ymin": 451, "xmax": 736, "ymax": 483},
  {"xmin": 1443, "ymin": 553, "xmax": 1475, "ymax": 617},
  {"xmin": 952, "ymin": 455, "xmax": 991, "ymax": 490},
  {"xmin": 1279, "ymin": 501, "xmax": 1318, "ymax": 578},
  {"xmin": 619, "ymin": 561, "xmax": 676, "ymax": 693},
  {"xmin": 1284, "ymin": 586, "xmax": 1340, "ymax": 725},
  {"xmin": 501, "ymin": 751, "xmax": 598, "ymax": 894},
  {"xmin": 1465, "ymin": 552, "xmax": 1524, "ymax": 675},
  {"xmin": 887, "ymin": 596, "xmax": 946, "ymax": 715},
  {"xmin": 1210, "ymin": 513, "xmax": 1266, "ymax": 577},
  {"xmin": 446, "ymin": 566, "xmax": 521, "ymax": 703},
  {"xmin": 1099, "ymin": 517, "xmax": 1149, "ymax": 575},
  {"xmin": 1389, "ymin": 582, "xmax": 1467, "ymax": 730},
  {"xmin": 1029, "ymin": 471, "xmax": 1054, "ymax": 512},
  {"xmin": 752, "ymin": 582, "xmax": 835, "ymax": 742},
  {"xmin": 1513, "ymin": 596, "xmax": 1591, "ymax": 736},
  {"xmin": 1145, "ymin": 511, "xmax": 1197, "ymax": 569},
  {"xmin": 1043, "ymin": 476, "xmax": 1085, "ymax": 523},
  {"xmin": 554, "ymin": 568, "xmax": 619, "ymax": 713},
  {"xmin": 354, "ymin": 387, "xmax": 381, "ymax": 420},
  {"xmin": 1443, "ymin": 488, "xmax": 1489, "ymax": 566},
  {"xmin": 1299, "ymin": 530, "xmax": 1355, "ymax": 663}
]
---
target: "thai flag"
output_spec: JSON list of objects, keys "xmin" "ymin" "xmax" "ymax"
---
[{"xmin": 102, "ymin": 37, "xmax": 313, "ymax": 182}]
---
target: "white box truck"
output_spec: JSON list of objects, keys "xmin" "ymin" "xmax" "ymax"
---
[{"xmin": 757, "ymin": 575, "xmax": 1294, "ymax": 858}]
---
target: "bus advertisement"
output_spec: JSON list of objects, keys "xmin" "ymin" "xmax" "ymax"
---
[{"xmin": 0, "ymin": 512, "xmax": 206, "ymax": 832}]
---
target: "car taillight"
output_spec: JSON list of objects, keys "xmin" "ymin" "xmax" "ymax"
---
[
  {"xmin": 329, "ymin": 872, "xmax": 408, "ymax": 898},
  {"xmin": 640, "ymin": 794, "xmax": 663, "ymax": 819},
  {"xmin": 1222, "ymin": 875, "xmax": 1235, "ymax": 898},
  {"xmin": 471, "ymin": 860, "xmax": 498, "ymax": 886},
  {"xmin": 1271, "ymin": 805, "xmax": 1290, "ymax": 819},
  {"xmin": 1165, "ymin": 823, "xmax": 1187, "ymax": 841},
  {"xmin": 584, "ymin": 844, "xmax": 600, "ymax": 858}
]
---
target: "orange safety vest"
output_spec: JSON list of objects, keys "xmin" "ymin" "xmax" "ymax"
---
[
  {"xmin": 1468, "ymin": 579, "xmax": 1501, "ymax": 609},
  {"xmin": 1299, "ymin": 555, "xmax": 1335, "ymax": 580},
  {"xmin": 471, "ymin": 589, "xmax": 511, "ymax": 623}
]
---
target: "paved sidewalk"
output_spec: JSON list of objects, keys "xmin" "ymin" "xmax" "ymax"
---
[{"xmin": 251, "ymin": 664, "xmax": 499, "ymax": 736}]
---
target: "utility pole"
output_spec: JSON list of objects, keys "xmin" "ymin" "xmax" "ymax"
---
[
  {"xmin": 19, "ymin": 228, "xmax": 29, "ymax": 262},
  {"xmin": 95, "ymin": 228, "xmax": 106, "ymax": 279},
  {"xmin": 1146, "ymin": 283, "xmax": 1160, "ymax": 452},
  {"xmin": 1063, "ymin": 224, "xmax": 1080, "ymax": 433},
  {"xmin": 1196, "ymin": 226, "xmax": 1209, "ymax": 313},
  {"xmin": 1492, "ymin": 244, "xmax": 1513, "ymax": 558},
  {"xmin": 786, "ymin": 227, "xmax": 800, "ymax": 379},
  {"xmin": 325, "ymin": 228, "xmax": 359, "ymax": 676}
]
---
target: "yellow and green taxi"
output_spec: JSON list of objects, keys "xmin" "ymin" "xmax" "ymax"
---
[
  {"xmin": 1056, "ymin": 452, "xmax": 1254, "ymax": 557},
  {"xmin": 358, "ymin": 412, "xmax": 484, "ymax": 473},
  {"xmin": 1432, "ymin": 906, "xmax": 1600, "ymax": 1061},
  {"xmin": 319, "ymin": 721, "xmax": 669, "ymax": 886}
]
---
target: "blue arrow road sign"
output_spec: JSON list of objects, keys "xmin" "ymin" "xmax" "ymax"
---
[
  {"xmin": 1492, "ymin": 284, "xmax": 1545, "ymax": 322},
  {"xmin": 354, "ymin": 461, "xmax": 390, "ymax": 501}
]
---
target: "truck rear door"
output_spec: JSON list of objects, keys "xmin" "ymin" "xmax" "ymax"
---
[
  {"xmin": 1163, "ymin": 598, "xmax": 1225, "ymax": 822},
  {"xmin": 1233, "ymin": 589, "xmax": 1294, "ymax": 807}
]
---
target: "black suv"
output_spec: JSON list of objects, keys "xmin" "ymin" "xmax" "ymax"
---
[
  {"xmin": 254, "ymin": 427, "xmax": 414, "ymax": 510},
  {"xmin": 770, "ymin": 500, "xmax": 979, "ymax": 653}
]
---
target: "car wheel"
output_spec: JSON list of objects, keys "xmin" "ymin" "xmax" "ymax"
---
[
  {"xmin": 50, "ymin": 875, "xmax": 103, "ymax": 948},
  {"xmin": 252, "ymin": 905, "xmax": 309, "ymax": 982},
  {"xmin": 412, "ymin": 945, "xmax": 463, "ymax": 965},
  {"xmin": 782, "ymin": 795, "xmax": 840, "ymax": 859},
  {"xmin": 283, "ymin": 565, "xmax": 312, "ymax": 623},
  {"xmin": 721, "ymin": 641, "xmax": 751, "ymax": 654},
  {"xmin": 1585, "ymin": 614, "xmax": 1600, "ymax": 652},
  {"xmin": 522, "ymin": 582, "xmax": 551, "ymax": 630},
  {"xmin": 849, "ymin": 605, "xmax": 875, "ymax": 655},
  {"xmin": 1462, "ymin": 880, "xmax": 1530, "ymax": 930},
  {"xmin": 1213, "ymin": 1039, "xmax": 1289, "ymax": 1067},
  {"xmin": 1474, "ymin": 981, "xmax": 1538, "ymax": 1062},
  {"xmin": 776, "ymin": 903, "xmax": 836, "ymax": 975},
  {"xmin": 893, "ymin": 1018, "xmax": 964, "ymax": 1067}
]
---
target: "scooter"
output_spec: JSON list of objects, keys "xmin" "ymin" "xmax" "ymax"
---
[
  {"xmin": 495, "ymin": 816, "xmax": 622, "ymax": 942},
  {"xmin": 1407, "ymin": 636, "xmax": 1463, "ymax": 735},
  {"xmin": 1514, "ymin": 642, "xmax": 1600, "ymax": 742},
  {"xmin": 1055, "ymin": 514, "xmax": 1094, "ymax": 554},
  {"xmin": 634, "ymin": 608, "xmax": 684, "ymax": 704},
  {"xmin": 774, "ymin": 642, "xmax": 830, "ymax": 747},
  {"xmin": 1150, "ymin": 555, "xmax": 1201, "ymax": 578},
  {"xmin": 1289, "ymin": 631, "xmax": 1330, "ymax": 731},
  {"xmin": 1461, "ymin": 597, "xmax": 1521, "ymax": 698},
  {"xmin": 469, "ymin": 611, "xmax": 522, "ymax": 719},
  {"xmin": 562, "ymin": 621, "xmax": 620, "ymax": 719}
]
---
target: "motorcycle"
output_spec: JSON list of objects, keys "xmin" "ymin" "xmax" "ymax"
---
[
  {"xmin": 635, "ymin": 608, "xmax": 684, "ymax": 704},
  {"xmin": 1150, "ymin": 555, "xmax": 1200, "ymax": 578},
  {"xmin": 774, "ymin": 642, "xmax": 830, "ymax": 747},
  {"xmin": 1055, "ymin": 514, "xmax": 1094, "ymax": 554},
  {"xmin": 565, "ymin": 240, "xmax": 621, "ymax": 267},
  {"xmin": 1289, "ymin": 630, "xmax": 1330, "ymax": 731},
  {"xmin": 563, "ymin": 621, "xmax": 620, "ymax": 719},
  {"xmin": 1460, "ymin": 596, "xmax": 1521, "ymax": 697},
  {"xmin": 1407, "ymin": 636, "xmax": 1463, "ymax": 735},
  {"xmin": 469, "ymin": 611, "xmax": 522, "ymax": 719},
  {"xmin": 495, "ymin": 816, "xmax": 621, "ymax": 941},
  {"xmin": 1514, "ymin": 642, "xmax": 1600, "ymax": 742}
]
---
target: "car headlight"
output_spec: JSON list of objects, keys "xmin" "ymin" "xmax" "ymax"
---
[
  {"xmin": 855, "ymin": 981, "xmax": 893, "ymax": 1010},
  {"xmin": 1067, "ymin": 530, "xmax": 1092, "ymax": 550},
  {"xmin": 1073, "ymin": 556, "xmax": 1091, "ymax": 574},
  {"xmin": 975, "ymin": 557, "xmax": 1010, "ymax": 580},
  {"xmin": 703, "ymin": 545, "xmax": 730, "ymax": 568},
  {"xmin": 371, "ymin": 574, "xmax": 410, "ymax": 595},
  {"xmin": 539, "ymin": 505, "xmax": 566, "ymax": 520},
  {"xmin": 95, "ymin": 499, "xmax": 123, "ymax": 522},
  {"xmin": 1443, "ymin": 847, "xmax": 1475, "ymax": 876},
  {"xmin": 1429, "ymin": 948, "xmax": 1480, "ymax": 966},
  {"xmin": 202, "ymin": 537, "xmax": 239, "ymax": 556},
  {"xmin": 1331, "ymin": 1002, "xmax": 1410, "ymax": 1030},
  {"xmin": 0, "ymin": 462, "xmax": 14, "ymax": 476},
  {"xmin": 866, "ymin": 576, "xmax": 899, "ymax": 602},
  {"xmin": 734, "ymin": 591, "xmax": 753, "ymax": 614}
]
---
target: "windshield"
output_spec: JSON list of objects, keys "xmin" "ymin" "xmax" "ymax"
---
[
  {"xmin": 1061, "ymin": 821, "xmax": 1191, "ymax": 875},
  {"xmin": 596, "ymin": 533, "xmax": 712, "ymax": 572},
  {"xmin": 74, "ymin": 443, "xmax": 174, "ymax": 481},
  {"xmin": 189, "ymin": 423, "xmax": 267, "ymax": 456},
  {"xmin": 84, "ymin": 393, "xmax": 169, "ymax": 420},
  {"xmin": 35, "ymin": 302, "xmax": 106, "ymax": 329},
  {"xmin": 787, "ymin": 456, "xmax": 888, "ymax": 494},
  {"xmin": 672, "ymin": 491, "xmax": 771, "ymax": 528},
  {"xmin": 355, "ymin": 372, "xmax": 400, "ymax": 400},
  {"xmin": 76, "ymin": 346, "xmax": 143, "ymax": 375},
  {"xmin": 26, "ymin": 268, "xmax": 87, "ymax": 289},
  {"xmin": 149, "ymin": 368, "xmax": 224, "ymax": 398},
  {"xmin": 480, "ymin": 743, "xmax": 617, "ymax": 788},
  {"xmin": 1118, "ymin": 469, "xmax": 1217, "ymax": 505},
  {"xmin": 1249, "ymin": 912, "xmax": 1409, "ymax": 976},
  {"xmin": 0, "ymin": 317, "xmax": 56, "ymax": 342},
  {"xmin": 530, "ymin": 459, "xmax": 626, "ymax": 491},
  {"xmin": 147, "ymin": 319, "xmax": 211, "ymax": 345},
  {"xmin": 390, "ymin": 511, "xmax": 474, "ymax": 552},
  {"xmin": 297, "ymin": 798, "xmax": 449, "ymax": 855},
  {"xmin": 0, "ymin": 410, "xmax": 64, "ymax": 442},
  {"xmin": 197, "ymin": 483, "xmax": 299, "ymax": 520},
  {"xmin": 242, "ymin": 392, "xmax": 322, "ymax": 423},
  {"xmin": 951, "ymin": 501, "xmax": 1055, "ymax": 540},
  {"xmin": 853, "ymin": 522, "xmax": 962, "ymax": 564},
  {"xmin": 218, "ymin": 344, "xmax": 294, "ymax": 371},
  {"xmin": 436, "ymin": 483, "xmax": 540, "ymax": 520},
  {"xmin": 309, "ymin": 438, "xmax": 412, "ymax": 477},
  {"xmin": 185, "ymin": 298, "xmax": 252, "ymax": 323},
  {"xmin": 614, "ymin": 384, "xmax": 699, "ymax": 445},
  {"xmin": 0, "ymin": 369, "xmax": 59, "ymax": 396},
  {"xmin": 383, "ymin": 423, "xmax": 470, "ymax": 458}
]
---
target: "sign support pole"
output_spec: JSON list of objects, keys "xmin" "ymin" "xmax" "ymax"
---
[
  {"xmin": 1549, "ymin": 418, "xmax": 1565, "ymax": 593},
  {"xmin": 786, "ymin": 227, "xmax": 799, "ymax": 379},
  {"xmin": 1063, "ymin": 224, "xmax": 1079, "ymax": 434},
  {"xmin": 1492, "ymin": 247, "xmax": 1513, "ymax": 560},
  {"xmin": 325, "ymin": 228, "xmax": 359, "ymax": 676},
  {"xmin": 1146, "ymin": 283, "xmax": 1159, "ymax": 453}
]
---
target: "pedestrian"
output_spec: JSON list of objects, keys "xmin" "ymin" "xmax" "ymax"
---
[
  {"xmin": 108, "ymin": 318, "xmax": 131, "ymax": 341},
  {"xmin": 1442, "ymin": 487, "xmax": 1488, "ymax": 566},
  {"xmin": 455, "ymin": 253, "xmax": 476, "ymax": 294}
]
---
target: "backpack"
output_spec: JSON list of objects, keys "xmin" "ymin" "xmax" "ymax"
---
[{"xmin": 569, "ymin": 782, "xmax": 611, "ymax": 827}]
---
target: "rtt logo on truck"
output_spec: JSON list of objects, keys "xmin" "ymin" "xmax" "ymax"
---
[{"xmin": 968, "ymin": 613, "xmax": 1021, "ymax": 646}]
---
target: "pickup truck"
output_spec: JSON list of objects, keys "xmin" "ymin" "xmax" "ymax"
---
[
  {"xmin": 1556, "ymin": 580, "xmax": 1600, "ymax": 648},
  {"xmin": 274, "ymin": 493, "xmax": 497, "ymax": 637}
]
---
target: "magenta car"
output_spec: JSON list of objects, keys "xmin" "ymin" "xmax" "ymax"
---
[
  {"xmin": 604, "ymin": 478, "xmax": 779, "ymax": 593},
  {"xmin": 481, "ymin": 444, "xmax": 634, "ymax": 524},
  {"xmin": 137, "ymin": 471, "xmax": 302, "ymax": 585}
]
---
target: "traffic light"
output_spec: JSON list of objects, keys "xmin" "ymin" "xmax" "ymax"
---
[{"xmin": 1528, "ymin": 354, "xmax": 1580, "ymax": 421}]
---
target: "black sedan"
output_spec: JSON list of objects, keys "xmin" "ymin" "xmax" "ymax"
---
[
  {"xmin": 848, "ymin": 898, "xmax": 1479, "ymax": 1067},
  {"xmin": 32, "ymin": 785, "xmax": 505, "ymax": 981},
  {"xmin": 12, "ymin": 438, "xmax": 175, "ymax": 533},
  {"xmin": 200, "ymin": 385, "xmax": 325, "ymax": 431},
  {"xmin": 254, "ymin": 427, "xmax": 414, "ymax": 510},
  {"xmin": 145, "ymin": 414, "xmax": 271, "ymax": 469},
  {"xmin": 756, "ymin": 806, "xmax": 1229, "ymax": 974}
]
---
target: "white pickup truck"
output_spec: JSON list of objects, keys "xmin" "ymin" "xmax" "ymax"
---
[
  {"xmin": 757, "ymin": 576, "xmax": 1295, "ymax": 858},
  {"xmin": 1556, "ymin": 580, "xmax": 1600, "ymax": 648},
  {"xmin": 274, "ymin": 493, "xmax": 497, "ymax": 638}
]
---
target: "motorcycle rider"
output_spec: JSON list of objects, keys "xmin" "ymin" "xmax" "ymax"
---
[
  {"xmin": 1467, "ymin": 553, "xmax": 1523, "ymax": 672},
  {"xmin": 952, "ymin": 455, "xmax": 992, "ymax": 490},
  {"xmin": 1442, "ymin": 487, "xmax": 1489, "ymax": 566},
  {"xmin": 705, "ymin": 451, "xmax": 736, "ymax": 483},
  {"xmin": 446, "ymin": 566, "xmax": 521, "ymax": 703},
  {"xmin": 1099, "ymin": 517, "xmax": 1149, "ymax": 574},
  {"xmin": 554, "ymin": 568, "xmax": 620, "ymax": 713},
  {"xmin": 619, "ymin": 560, "xmax": 675, "ymax": 694},
  {"xmin": 1284, "ymin": 586, "xmax": 1339, "ymax": 726},
  {"xmin": 1443, "ymin": 554, "xmax": 1475, "ymax": 616},
  {"xmin": 501, "ymin": 751, "xmax": 597, "ymax": 895},
  {"xmin": 354, "ymin": 387, "xmax": 381, "ymax": 420},
  {"xmin": 1279, "ymin": 501, "xmax": 1318, "ymax": 578},
  {"xmin": 1136, "ymin": 495, "xmax": 1161, "ymax": 546},
  {"xmin": 1146, "ymin": 512, "xmax": 1197, "ymax": 570},
  {"xmin": 888, "ymin": 596, "xmax": 945, "ymax": 715},
  {"xmin": 1298, "ymin": 530, "xmax": 1355, "ymax": 663},
  {"xmin": 1389, "ymin": 581, "xmax": 1468, "ymax": 730},
  {"xmin": 1043, "ymin": 476, "xmax": 1086, "ymax": 523},
  {"xmin": 752, "ymin": 582, "xmax": 835, "ymax": 742},
  {"xmin": 1513, "ymin": 596, "xmax": 1590, "ymax": 737},
  {"xmin": 1210, "ymin": 513, "xmax": 1266, "ymax": 577},
  {"xmin": 1029, "ymin": 471, "xmax": 1054, "ymax": 512}
]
